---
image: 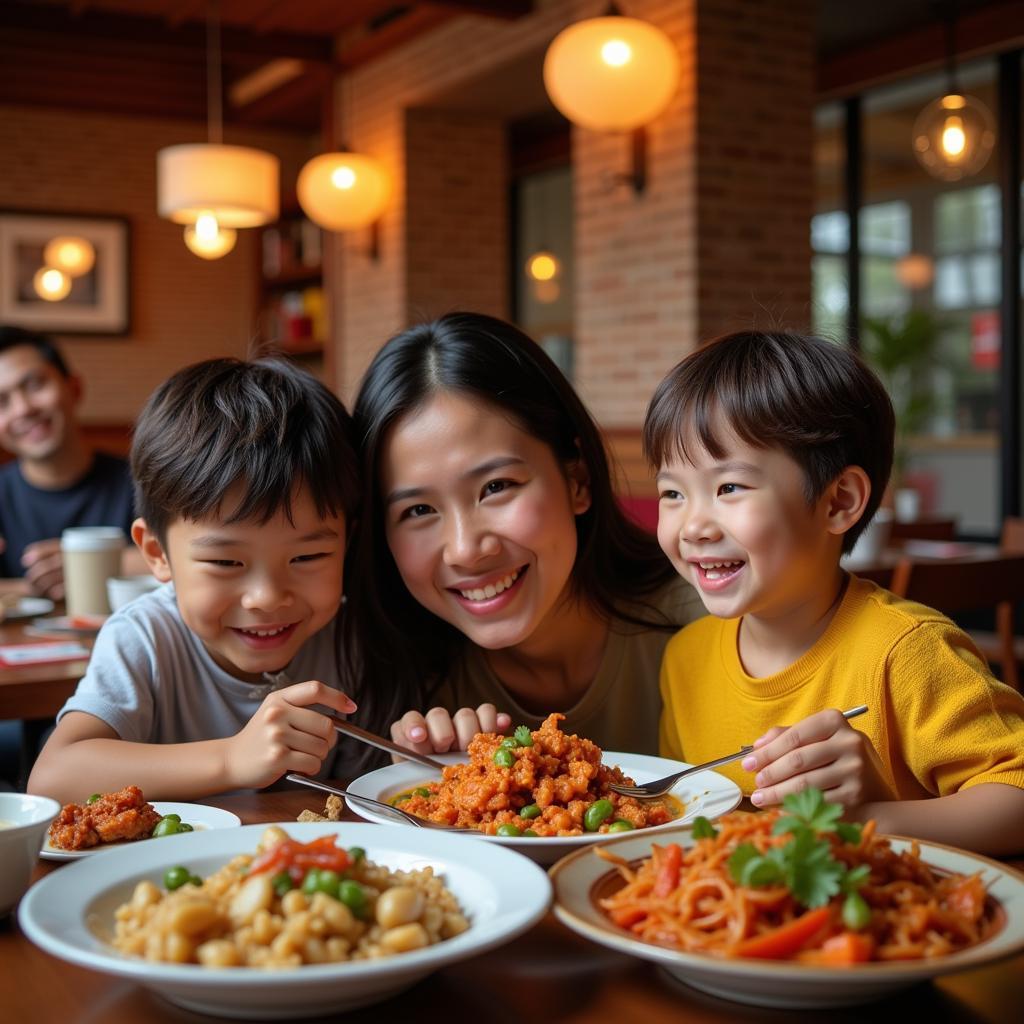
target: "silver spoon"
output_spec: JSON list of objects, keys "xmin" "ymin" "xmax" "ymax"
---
[
  {"xmin": 285, "ymin": 773, "xmax": 467, "ymax": 831},
  {"xmin": 609, "ymin": 705, "xmax": 870, "ymax": 799}
]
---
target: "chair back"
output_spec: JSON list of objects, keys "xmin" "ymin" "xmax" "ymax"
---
[
  {"xmin": 1001, "ymin": 516, "xmax": 1024, "ymax": 553},
  {"xmin": 890, "ymin": 553, "xmax": 1024, "ymax": 691},
  {"xmin": 889, "ymin": 518, "xmax": 957, "ymax": 544}
]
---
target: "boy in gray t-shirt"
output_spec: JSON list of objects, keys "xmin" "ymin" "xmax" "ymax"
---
[{"xmin": 28, "ymin": 357, "xmax": 360, "ymax": 804}]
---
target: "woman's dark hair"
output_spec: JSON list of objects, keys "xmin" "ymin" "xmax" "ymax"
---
[
  {"xmin": 643, "ymin": 330, "xmax": 895, "ymax": 553},
  {"xmin": 346, "ymin": 312, "xmax": 677, "ymax": 734},
  {"xmin": 131, "ymin": 357, "xmax": 360, "ymax": 543}
]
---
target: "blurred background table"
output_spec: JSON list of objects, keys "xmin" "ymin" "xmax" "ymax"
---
[{"xmin": 2, "ymin": 786, "xmax": 1022, "ymax": 1024}]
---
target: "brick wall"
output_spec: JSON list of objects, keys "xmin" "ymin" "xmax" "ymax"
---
[
  {"xmin": 0, "ymin": 105, "xmax": 314, "ymax": 423},
  {"xmin": 334, "ymin": 0, "xmax": 813, "ymax": 439}
]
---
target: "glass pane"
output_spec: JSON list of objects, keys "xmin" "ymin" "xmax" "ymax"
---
[
  {"xmin": 862, "ymin": 60, "xmax": 1000, "ymax": 536},
  {"xmin": 812, "ymin": 102, "xmax": 847, "ymax": 339}
]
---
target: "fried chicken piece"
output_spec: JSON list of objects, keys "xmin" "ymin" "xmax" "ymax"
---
[{"xmin": 47, "ymin": 785, "xmax": 162, "ymax": 851}]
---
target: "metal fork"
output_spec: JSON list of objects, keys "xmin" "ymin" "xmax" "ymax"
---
[
  {"xmin": 285, "ymin": 773, "xmax": 468, "ymax": 832},
  {"xmin": 609, "ymin": 705, "xmax": 869, "ymax": 799}
]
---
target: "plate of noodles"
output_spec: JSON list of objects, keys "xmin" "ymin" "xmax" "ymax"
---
[
  {"xmin": 345, "ymin": 714, "xmax": 742, "ymax": 866},
  {"xmin": 19, "ymin": 821, "xmax": 551, "ymax": 1018},
  {"xmin": 550, "ymin": 792, "xmax": 1024, "ymax": 1008}
]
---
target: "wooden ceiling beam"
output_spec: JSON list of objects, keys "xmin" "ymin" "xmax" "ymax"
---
[
  {"xmin": 433, "ymin": 0, "xmax": 532, "ymax": 17},
  {"xmin": 0, "ymin": 3, "xmax": 334, "ymax": 64},
  {"xmin": 819, "ymin": 0, "xmax": 1024, "ymax": 98}
]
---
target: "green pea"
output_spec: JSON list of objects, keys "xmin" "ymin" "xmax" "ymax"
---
[
  {"xmin": 394, "ymin": 793, "xmax": 412, "ymax": 804},
  {"xmin": 493, "ymin": 747, "xmax": 515, "ymax": 769},
  {"xmin": 522, "ymin": 829, "xmax": 539, "ymax": 838},
  {"xmin": 519, "ymin": 803, "xmax": 542, "ymax": 820},
  {"xmin": 315, "ymin": 869, "xmax": 341, "ymax": 899},
  {"xmin": 338, "ymin": 879, "xmax": 368, "ymax": 917},
  {"xmin": 189, "ymin": 875, "xmax": 203, "ymax": 886},
  {"xmin": 608, "ymin": 819, "xmax": 634, "ymax": 832},
  {"xmin": 496, "ymin": 823, "xmax": 522, "ymax": 837},
  {"xmin": 177, "ymin": 822, "xmax": 194, "ymax": 833},
  {"xmin": 301, "ymin": 868, "xmax": 321, "ymax": 895},
  {"xmin": 86, "ymin": 793, "xmax": 102, "ymax": 805},
  {"xmin": 584, "ymin": 799, "xmax": 615, "ymax": 832},
  {"xmin": 271, "ymin": 871, "xmax": 294, "ymax": 896},
  {"xmin": 163, "ymin": 865, "xmax": 191, "ymax": 891},
  {"xmin": 348, "ymin": 846, "xmax": 366, "ymax": 863},
  {"xmin": 152, "ymin": 817, "xmax": 183, "ymax": 837},
  {"xmin": 514, "ymin": 725, "xmax": 534, "ymax": 747},
  {"xmin": 842, "ymin": 891, "xmax": 871, "ymax": 931},
  {"xmin": 413, "ymin": 787, "xmax": 431, "ymax": 798},
  {"xmin": 500, "ymin": 735, "xmax": 519, "ymax": 749}
]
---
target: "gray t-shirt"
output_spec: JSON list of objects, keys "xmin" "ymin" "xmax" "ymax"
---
[{"xmin": 58, "ymin": 583, "xmax": 357, "ymax": 777}]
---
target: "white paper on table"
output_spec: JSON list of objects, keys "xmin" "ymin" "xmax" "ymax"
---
[{"xmin": 0, "ymin": 642, "xmax": 90, "ymax": 666}]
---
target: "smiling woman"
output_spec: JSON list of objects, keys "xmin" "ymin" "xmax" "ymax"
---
[{"xmin": 345, "ymin": 313, "xmax": 705, "ymax": 761}]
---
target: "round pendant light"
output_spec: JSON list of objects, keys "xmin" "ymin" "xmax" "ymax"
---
[
  {"xmin": 183, "ymin": 211, "xmax": 238, "ymax": 259},
  {"xmin": 42, "ymin": 236, "xmax": 95, "ymax": 277},
  {"xmin": 297, "ymin": 151, "xmax": 390, "ymax": 231},
  {"xmin": 543, "ymin": 15, "xmax": 680, "ymax": 132},
  {"xmin": 912, "ymin": 93, "xmax": 995, "ymax": 182},
  {"xmin": 526, "ymin": 250, "xmax": 560, "ymax": 282}
]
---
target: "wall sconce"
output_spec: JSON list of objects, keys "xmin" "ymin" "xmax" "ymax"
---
[
  {"xmin": 33, "ymin": 267, "xmax": 71, "ymax": 302},
  {"xmin": 912, "ymin": 4, "xmax": 995, "ymax": 181},
  {"xmin": 526, "ymin": 250, "xmax": 560, "ymax": 282},
  {"xmin": 543, "ymin": 6, "xmax": 679, "ymax": 194},
  {"xmin": 43, "ymin": 236, "xmax": 95, "ymax": 278},
  {"xmin": 156, "ymin": 3, "xmax": 278, "ymax": 258}
]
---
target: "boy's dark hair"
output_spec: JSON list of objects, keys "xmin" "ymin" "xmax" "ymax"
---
[
  {"xmin": 0, "ymin": 326, "xmax": 71, "ymax": 377},
  {"xmin": 643, "ymin": 331, "xmax": 895, "ymax": 553},
  {"xmin": 131, "ymin": 357, "xmax": 359, "ymax": 544}
]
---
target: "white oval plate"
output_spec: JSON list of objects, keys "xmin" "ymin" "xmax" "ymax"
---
[
  {"xmin": 20, "ymin": 821, "xmax": 552, "ymax": 1019},
  {"xmin": 550, "ymin": 825, "xmax": 1024, "ymax": 1008},
  {"xmin": 1, "ymin": 596, "xmax": 55, "ymax": 620},
  {"xmin": 40, "ymin": 802, "xmax": 241, "ymax": 861},
  {"xmin": 346, "ymin": 751, "xmax": 742, "ymax": 866}
]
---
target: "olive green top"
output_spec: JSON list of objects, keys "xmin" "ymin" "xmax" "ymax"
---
[{"xmin": 431, "ymin": 575, "xmax": 704, "ymax": 755}]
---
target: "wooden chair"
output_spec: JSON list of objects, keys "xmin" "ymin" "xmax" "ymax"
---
[
  {"xmin": 967, "ymin": 517, "xmax": 1024, "ymax": 685},
  {"xmin": 890, "ymin": 551, "xmax": 1024, "ymax": 691}
]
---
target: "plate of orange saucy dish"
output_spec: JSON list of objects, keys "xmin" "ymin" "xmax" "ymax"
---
[
  {"xmin": 345, "ymin": 714, "xmax": 742, "ymax": 866},
  {"xmin": 550, "ymin": 790, "xmax": 1024, "ymax": 1007}
]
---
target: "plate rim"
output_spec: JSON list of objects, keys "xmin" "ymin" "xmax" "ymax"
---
[
  {"xmin": 345, "ymin": 750, "xmax": 743, "ymax": 846},
  {"xmin": 20, "ymin": 820, "xmax": 553, "ymax": 988},
  {"xmin": 40, "ymin": 800, "xmax": 242, "ymax": 861},
  {"xmin": 549, "ymin": 824, "xmax": 1024, "ymax": 983}
]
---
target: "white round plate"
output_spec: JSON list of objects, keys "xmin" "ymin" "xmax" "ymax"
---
[
  {"xmin": 40, "ymin": 802, "xmax": 241, "ymax": 861},
  {"xmin": 20, "ymin": 820, "xmax": 552, "ymax": 1019},
  {"xmin": 346, "ymin": 751, "xmax": 742, "ymax": 866},
  {"xmin": 550, "ymin": 825, "xmax": 1024, "ymax": 1009},
  {"xmin": 1, "ymin": 596, "xmax": 55, "ymax": 620}
]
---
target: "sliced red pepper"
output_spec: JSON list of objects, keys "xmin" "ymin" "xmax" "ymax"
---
[
  {"xmin": 652, "ymin": 843, "xmax": 683, "ymax": 898},
  {"xmin": 249, "ymin": 835, "xmax": 350, "ymax": 877},
  {"xmin": 609, "ymin": 906, "xmax": 648, "ymax": 929},
  {"xmin": 732, "ymin": 906, "xmax": 832, "ymax": 959},
  {"xmin": 797, "ymin": 930, "xmax": 875, "ymax": 965}
]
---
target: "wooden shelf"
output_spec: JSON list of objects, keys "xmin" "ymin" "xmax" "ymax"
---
[{"xmin": 262, "ymin": 265, "xmax": 322, "ymax": 290}]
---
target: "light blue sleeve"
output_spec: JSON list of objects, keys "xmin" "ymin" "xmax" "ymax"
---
[{"xmin": 57, "ymin": 612, "xmax": 158, "ymax": 742}]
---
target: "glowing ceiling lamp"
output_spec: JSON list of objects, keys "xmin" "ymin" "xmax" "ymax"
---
[
  {"xmin": 297, "ymin": 151, "xmax": 390, "ymax": 232},
  {"xmin": 912, "ymin": 5, "xmax": 995, "ymax": 182},
  {"xmin": 33, "ymin": 266, "xmax": 71, "ymax": 302},
  {"xmin": 183, "ymin": 211, "xmax": 238, "ymax": 259},
  {"xmin": 543, "ymin": 7, "xmax": 680, "ymax": 192},
  {"xmin": 156, "ymin": 2, "xmax": 278, "ymax": 257},
  {"xmin": 526, "ymin": 250, "xmax": 559, "ymax": 282},
  {"xmin": 43, "ymin": 236, "xmax": 95, "ymax": 277}
]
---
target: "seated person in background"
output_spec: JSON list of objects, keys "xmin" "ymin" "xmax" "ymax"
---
[
  {"xmin": 0, "ymin": 326, "xmax": 142, "ymax": 600},
  {"xmin": 647, "ymin": 330, "xmax": 1024, "ymax": 856},
  {"xmin": 28, "ymin": 357, "xmax": 360, "ymax": 804}
]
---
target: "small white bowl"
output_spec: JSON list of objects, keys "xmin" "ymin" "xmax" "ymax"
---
[
  {"xmin": 105, "ymin": 575, "xmax": 161, "ymax": 612},
  {"xmin": 0, "ymin": 793, "xmax": 61, "ymax": 916}
]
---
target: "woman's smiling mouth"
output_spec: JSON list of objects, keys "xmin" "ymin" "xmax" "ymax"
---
[{"xmin": 449, "ymin": 566, "xmax": 527, "ymax": 612}]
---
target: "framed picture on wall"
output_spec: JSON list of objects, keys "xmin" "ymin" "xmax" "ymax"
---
[{"xmin": 0, "ymin": 210, "xmax": 130, "ymax": 335}]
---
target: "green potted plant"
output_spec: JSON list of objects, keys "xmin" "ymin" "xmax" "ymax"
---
[{"xmin": 861, "ymin": 309, "xmax": 943, "ymax": 518}]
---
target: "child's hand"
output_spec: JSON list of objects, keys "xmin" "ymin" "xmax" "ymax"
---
[
  {"xmin": 224, "ymin": 680, "xmax": 357, "ymax": 790},
  {"xmin": 390, "ymin": 704, "xmax": 512, "ymax": 754},
  {"xmin": 740, "ymin": 709, "xmax": 890, "ymax": 813}
]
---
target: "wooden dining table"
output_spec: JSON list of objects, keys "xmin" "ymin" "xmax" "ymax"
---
[
  {"xmin": 0, "ymin": 616, "xmax": 92, "ymax": 721},
  {"xmin": 2, "ymin": 785, "xmax": 1022, "ymax": 1024}
]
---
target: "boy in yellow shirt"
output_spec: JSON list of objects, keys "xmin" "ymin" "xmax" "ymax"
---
[{"xmin": 646, "ymin": 330, "xmax": 1024, "ymax": 854}]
